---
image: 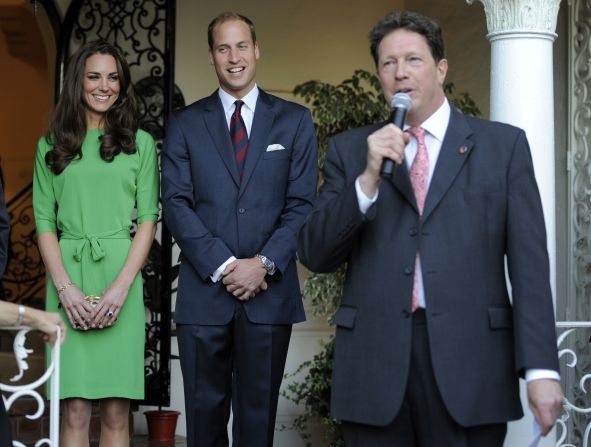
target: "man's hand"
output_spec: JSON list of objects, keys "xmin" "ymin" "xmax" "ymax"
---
[
  {"xmin": 359, "ymin": 123, "xmax": 408, "ymax": 197},
  {"xmin": 527, "ymin": 379, "xmax": 564, "ymax": 436},
  {"xmin": 222, "ymin": 258, "xmax": 268, "ymax": 301}
]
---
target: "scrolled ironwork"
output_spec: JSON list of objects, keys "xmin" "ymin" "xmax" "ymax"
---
[
  {"xmin": 556, "ymin": 322, "xmax": 591, "ymax": 446},
  {"xmin": 566, "ymin": 0, "xmax": 591, "ymax": 444},
  {"xmin": 1, "ymin": 185, "xmax": 45, "ymax": 308},
  {"xmin": 136, "ymin": 76, "xmax": 185, "ymax": 142},
  {"xmin": 0, "ymin": 325, "xmax": 61, "ymax": 447},
  {"xmin": 70, "ymin": 0, "xmax": 167, "ymax": 79}
]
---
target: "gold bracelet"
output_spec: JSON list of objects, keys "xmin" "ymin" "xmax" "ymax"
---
[{"xmin": 56, "ymin": 280, "xmax": 73, "ymax": 297}]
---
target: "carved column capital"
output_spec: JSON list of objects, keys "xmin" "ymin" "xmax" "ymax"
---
[{"xmin": 467, "ymin": 0, "xmax": 562, "ymax": 38}]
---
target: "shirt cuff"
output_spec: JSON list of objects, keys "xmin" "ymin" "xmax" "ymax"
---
[
  {"xmin": 355, "ymin": 176, "xmax": 379, "ymax": 215},
  {"xmin": 211, "ymin": 256, "xmax": 237, "ymax": 283},
  {"xmin": 525, "ymin": 368, "xmax": 561, "ymax": 382}
]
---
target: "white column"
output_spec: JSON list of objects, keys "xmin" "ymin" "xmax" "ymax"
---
[{"xmin": 467, "ymin": 1, "xmax": 562, "ymax": 446}]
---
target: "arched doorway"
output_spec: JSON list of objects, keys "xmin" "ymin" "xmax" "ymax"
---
[{"xmin": 0, "ymin": 0, "xmax": 58, "ymax": 201}]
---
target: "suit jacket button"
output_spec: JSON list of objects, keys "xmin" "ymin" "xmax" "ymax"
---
[
  {"xmin": 409, "ymin": 228, "xmax": 418, "ymax": 237},
  {"xmin": 238, "ymin": 208, "xmax": 246, "ymax": 214},
  {"xmin": 401, "ymin": 309, "xmax": 410, "ymax": 318},
  {"xmin": 404, "ymin": 266, "xmax": 413, "ymax": 275}
]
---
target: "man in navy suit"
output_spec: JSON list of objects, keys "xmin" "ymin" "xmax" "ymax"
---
[
  {"xmin": 161, "ymin": 12, "xmax": 317, "ymax": 447},
  {"xmin": 298, "ymin": 11, "xmax": 563, "ymax": 446}
]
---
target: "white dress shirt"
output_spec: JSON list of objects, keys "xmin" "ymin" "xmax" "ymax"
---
[{"xmin": 210, "ymin": 85, "xmax": 259, "ymax": 283}]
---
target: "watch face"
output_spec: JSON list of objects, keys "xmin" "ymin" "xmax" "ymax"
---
[{"xmin": 259, "ymin": 255, "xmax": 273, "ymax": 272}]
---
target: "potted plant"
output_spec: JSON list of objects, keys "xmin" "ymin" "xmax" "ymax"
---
[
  {"xmin": 283, "ymin": 69, "xmax": 480, "ymax": 446},
  {"xmin": 144, "ymin": 408, "xmax": 181, "ymax": 443}
]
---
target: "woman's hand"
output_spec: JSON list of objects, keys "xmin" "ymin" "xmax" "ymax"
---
[
  {"xmin": 90, "ymin": 282, "xmax": 129, "ymax": 329},
  {"xmin": 29, "ymin": 309, "xmax": 67, "ymax": 345},
  {"xmin": 58, "ymin": 284, "xmax": 93, "ymax": 330}
]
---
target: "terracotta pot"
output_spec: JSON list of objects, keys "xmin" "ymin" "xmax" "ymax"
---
[{"xmin": 144, "ymin": 410, "xmax": 181, "ymax": 443}]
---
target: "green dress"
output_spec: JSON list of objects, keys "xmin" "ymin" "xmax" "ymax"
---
[{"xmin": 33, "ymin": 129, "xmax": 159, "ymax": 400}]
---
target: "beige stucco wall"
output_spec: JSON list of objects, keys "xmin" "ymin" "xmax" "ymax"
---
[
  {"xmin": 175, "ymin": 0, "xmax": 401, "ymax": 104},
  {"xmin": 50, "ymin": 0, "xmax": 492, "ymax": 118},
  {"xmin": 174, "ymin": 1, "xmax": 490, "ymax": 116}
]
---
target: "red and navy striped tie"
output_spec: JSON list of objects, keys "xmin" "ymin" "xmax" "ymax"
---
[{"xmin": 230, "ymin": 100, "xmax": 249, "ymax": 177}]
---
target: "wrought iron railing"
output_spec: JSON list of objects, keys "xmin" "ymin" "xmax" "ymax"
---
[
  {"xmin": 556, "ymin": 321, "xmax": 591, "ymax": 446},
  {"xmin": 1, "ymin": 184, "xmax": 45, "ymax": 308},
  {"xmin": 0, "ymin": 325, "xmax": 61, "ymax": 447}
]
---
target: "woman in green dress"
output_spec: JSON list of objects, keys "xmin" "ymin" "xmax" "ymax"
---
[{"xmin": 33, "ymin": 40, "xmax": 159, "ymax": 446}]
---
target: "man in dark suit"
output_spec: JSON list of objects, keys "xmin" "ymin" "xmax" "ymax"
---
[
  {"xmin": 161, "ymin": 12, "xmax": 317, "ymax": 447},
  {"xmin": 298, "ymin": 11, "xmax": 563, "ymax": 446}
]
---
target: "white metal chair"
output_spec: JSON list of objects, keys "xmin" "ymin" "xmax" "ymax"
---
[{"xmin": 0, "ymin": 325, "xmax": 61, "ymax": 447}]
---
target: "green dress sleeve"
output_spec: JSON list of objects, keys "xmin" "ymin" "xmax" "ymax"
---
[
  {"xmin": 135, "ymin": 130, "xmax": 160, "ymax": 224},
  {"xmin": 33, "ymin": 137, "xmax": 58, "ymax": 235}
]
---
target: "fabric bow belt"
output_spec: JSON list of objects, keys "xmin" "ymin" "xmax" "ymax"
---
[
  {"xmin": 61, "ymin": 228, "xmax": 131, "ymax": 262},
  {"xmin": 60, "ymin": 228, "xmax": 131, "ymax": 295}
]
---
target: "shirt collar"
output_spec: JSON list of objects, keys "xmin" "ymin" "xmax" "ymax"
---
[
  {"xmin": 412, "ymin": 99, "xmax": 451, "ymax": 142},
  {"xmin": 218, "ymin": 84, "xmax": 259, "ymax": 114}
]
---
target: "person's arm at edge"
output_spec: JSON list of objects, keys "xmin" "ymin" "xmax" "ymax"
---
[{"xmin": 0, "ymin": 301, "xmax": 66, "ymax": 345}]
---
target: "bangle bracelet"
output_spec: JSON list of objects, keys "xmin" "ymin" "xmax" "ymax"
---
[
  {"xmin": 16, "ymin": 304, "xmax": 25, "ymax": 326},
  {"xmin": 56, "ymin": 280, "xmax": 73, "ymax": 297}
]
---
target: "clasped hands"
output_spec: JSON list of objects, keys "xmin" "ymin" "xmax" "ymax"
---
[
  {"xmin": 58, "ymin": 282, "xmax": 128, "ymax": 330},
  {"xmin": 222, "ymin": 257, "xmax": 268, "ymax": 301}
]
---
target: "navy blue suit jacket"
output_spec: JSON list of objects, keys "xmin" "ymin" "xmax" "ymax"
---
[
  {"xmin": 298, "ymin": 107, "xmax": 559, "ymax": 427},
  {"xmin": 162, "ymin": 89, "xmax": 317, "ymax": 325}
]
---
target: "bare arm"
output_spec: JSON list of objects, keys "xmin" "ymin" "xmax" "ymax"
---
[
  {"xmin": 90, "ymin": 220, "xmax": 156, "ymax": 328},
  {"xmin": 0, "ymin": 301, "xmax": 66, "ymax": 345},
  {"xmin": 38, "ymin": 232, "xmax": 92, "ymax": 330}
]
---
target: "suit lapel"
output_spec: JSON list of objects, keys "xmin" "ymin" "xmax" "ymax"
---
[
  {"xmin": 389, "ymin": 161, "xmax": 417, "ymax": 213},
  {"xmin": 422, "ymin": 108, "xmax": 474, "ymax": 222},
  {"xmin": 239, "ymin": 90, "xmax": 275, "ymax": 196},
  {"xmin": 203, "ymin": 91, "xmax": 240, "ymax": 187}
]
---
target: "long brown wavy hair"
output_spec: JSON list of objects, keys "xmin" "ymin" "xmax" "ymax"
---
[{"xmin": 45, "ymin": 40, "xmax": 138, "ymax": 175}]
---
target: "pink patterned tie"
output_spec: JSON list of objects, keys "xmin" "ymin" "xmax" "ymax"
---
[{"xmin": 407, "ymin": 127, "xmax": 429, "ymax": 312}]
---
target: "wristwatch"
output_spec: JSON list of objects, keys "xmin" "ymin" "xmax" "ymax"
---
[{"xmin": 256, "ymin": 254, "xmax": 276, "ymax": 275}]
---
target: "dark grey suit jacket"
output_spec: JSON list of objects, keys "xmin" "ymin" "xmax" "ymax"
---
[{"xmin": 298, "ymin": 107, "xmax": 559, "ymax": 427}]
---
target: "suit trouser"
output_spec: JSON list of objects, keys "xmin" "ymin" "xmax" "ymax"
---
[
  {"xmin": 342, "ymin": 309, "xmax": 507, "ymax": 447},
  {"xmin": 177, "ymin": 303, "xmax": 292, "ymax": 447}
]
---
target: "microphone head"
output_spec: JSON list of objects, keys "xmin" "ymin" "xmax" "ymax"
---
[{"xmin": 391, "ymin": 92, "xmax": 412, "ymax": 111}]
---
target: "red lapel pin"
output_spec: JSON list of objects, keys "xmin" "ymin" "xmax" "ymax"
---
[{"xmin": 458, "ymin": 146, "xmax": 468, "ymax": 154}]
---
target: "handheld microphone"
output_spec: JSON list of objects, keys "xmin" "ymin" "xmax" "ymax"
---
[{"xmin": 380, "ymin": 92, "xmax": 413, "ymax": 178}]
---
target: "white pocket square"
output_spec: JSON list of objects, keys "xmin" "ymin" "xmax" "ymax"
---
[{"xmin": 266, "ymin": 144, "xmax": 285, "ymax": 152}]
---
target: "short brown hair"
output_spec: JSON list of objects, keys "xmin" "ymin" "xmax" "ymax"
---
[
  {"xmin": 369, "ymin": 11, "xmax": 445, "ymax": 66},
  {"xmin": 207, "ymin": 12, "xmax": 257, "ymax": 49}
]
